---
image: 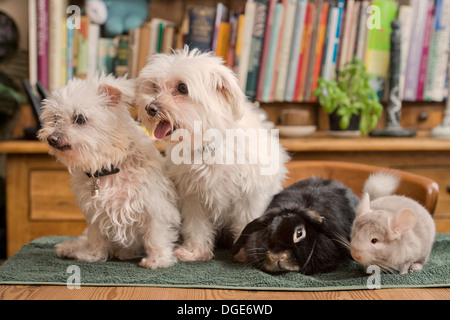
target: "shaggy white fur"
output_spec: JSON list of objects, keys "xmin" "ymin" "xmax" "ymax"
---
[
  {"xmin": 38, "ymin": 74, "xmax": 181, "ymax": 269},
  {"xmin": 136, "ymin": 48, "xmax": 289, "ymax": 261}
]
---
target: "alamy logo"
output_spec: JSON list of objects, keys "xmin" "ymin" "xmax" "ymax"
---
[
  {"xmin": 169, "ymin": 121, "xmax": 280, "ymax": 176},
  {"xmin": 66, "ymin": 5, "xmax": 81, "ymax": 30},
  {"xmin": 366, "ymin": 265, "xmax": 381, "ymax": 289},
  {"xmin": 66, "ymin": 265, "xmax": 81, "ymax": 289}
]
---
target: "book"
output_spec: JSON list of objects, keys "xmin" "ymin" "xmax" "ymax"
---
[
  {"xmin": 215, "ymin": 22, "xmax": 231, "ymax": 63},
  {"xmin": 397, "ymin": 3, "xmax": 413, "ymax": 100},
  {"xmin": 187, "ymin": 6, "xmax": 216, "ymax": 52},
  {"xmin": 48, "ymin": 0, "xmax": 64, "ymax": 91},
  {"xmin": 37, "ymin": 0, "xmax": 49, "ymax": 89},
  {"xmin": 245, "ymin": 0, "xmax": 268, "ymax": 100},
  {"xmin": 212, "ymin": 2, "xmax": 229, "ymax": 54},
  {"xmin": 424, "ymin": 0, "xmax": 450, "ymax": 102},
  {"xmin": 403, "ymin": 0, "xmax": 428, "ymax": 101},
  {"xmin": 255, "ymin": 0, "xmax": 278, "ymax": 101},
  {"xmin": 75, "ymin": 16, "xmax": 90, "ymax": 78},
  {"xmin": 364, "ymin": 0, "xmax": 398, "ymax": 100},
  {"xmin": 309, "ymin": 0, "xmax": 329, "ymax": 101},
  {"xmin": 87, "ymin": 23, "xmax": 100, "ymax": 78},
  {"xmin": 234, "ymin": 11, "xmax": 247, "ymax": 74},
  {"xmin": 274, "ymin": 0, "xmax": 298, "ymax": 102},
  {"xmin": 67, "ymin": 17, "xmax": 74, "ymax": 81},
  {"xmin": 293, "ymin": 1, "xmax": 314, "ymax": 101},
  {"xmin": 114, "ymin": 35, "xmax": 129, "ymax": 77},
  {"xmin": 355, "ymin": 0, "xmax": 369, "ymax": 62},
  {"xmin": 98, "ymin": 37, "xmax": 116, "ymax": 75},
  {"xmin": 127, "ymin": 28, "xmax": 140, "ymax": 78},
  {"xmin": 238, "ymin": 0, "xmax": 257, "ymax": 91},
  {"xmin": 28, "ymin": 0, "xmax": 38, "ymax": 89},
  {"xmin": 416, "ymin": 0, "xmax": 435, "ymax": 101},
  {"xmin": 161, "ymin": 25, "xmax": 176, "ymax": 53},
  {"xmin": 338, "ymin": 0, "xmax": 354, "ymax": 72},
  {"xmin": 261, "ymin": 0, "xmax": 284, "ymax": 102},
  {"xmin": 320, "ymin": 2, "xmax": 340, "ymax": 81},
  {"xmin": 137, "ymin": 22, "xmax": 151, "ymax": 73},
  {"xmin": 284, "ymin": 0, "xmax": 307, "ymax": 101}
]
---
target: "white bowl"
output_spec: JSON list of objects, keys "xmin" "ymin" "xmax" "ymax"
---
[{"xmin": 276, "ymin": 125, "xmax": 317, "ymax": 138}]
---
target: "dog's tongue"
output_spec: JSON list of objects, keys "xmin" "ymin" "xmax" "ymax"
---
[{"xmin": 154, "ymin": 121, "xmax": 172, "ymax": 139}]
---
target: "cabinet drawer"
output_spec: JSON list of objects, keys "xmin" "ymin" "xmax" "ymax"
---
[
  {"xmin": 403, "ymin": 168, "xmax": 450, "ymax": 217},
  {"xmin": 30, "ymin": 170, "xmax": 84, "ymax": 221}
]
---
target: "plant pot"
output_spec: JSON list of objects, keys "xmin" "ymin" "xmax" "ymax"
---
[{"xmin": 328, "ymin": 111, "xmax": 361, "ymax": 137}]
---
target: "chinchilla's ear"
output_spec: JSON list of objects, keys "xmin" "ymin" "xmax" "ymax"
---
[
  {"xmin": 231, "ymin": 217, "xmax": 268, "ymax": 261},
  {"xmin": 357, "ymin": 193, "xmax": 371, "ymax": 217},
  {"xmin": 390, "ymin": 208, "xmax": 416, "ymax": 237}
]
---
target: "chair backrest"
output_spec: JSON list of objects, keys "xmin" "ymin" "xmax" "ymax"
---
[{"xmin": 284, "ymin": 161, "xmax": 439, "ymax": 215}]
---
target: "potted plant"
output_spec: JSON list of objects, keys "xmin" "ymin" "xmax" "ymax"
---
[{"xmin": 313, "ymin": 59, "xmax": 383, "ymax": 136}]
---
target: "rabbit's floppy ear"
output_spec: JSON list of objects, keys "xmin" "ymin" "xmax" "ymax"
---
[{"xmin": 231, "ymin": 217, "xmax": 268, "ymax": 260}]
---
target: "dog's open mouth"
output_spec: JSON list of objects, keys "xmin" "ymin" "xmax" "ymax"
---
[{"xmin": 154, "ymin": 120, "xmax": 176, "ymax": 139}]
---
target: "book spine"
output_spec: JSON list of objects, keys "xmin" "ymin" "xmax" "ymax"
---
[
  {"xmin": 284, "ymin": 0, "xmax": 307, "ymax": 101},
  {"xmin": 233, "ymin": 12, "xmax": 246, "ymax": 73},
  {"xmin": 321, "ymin": 6, "xmax": 338, "ymax": 81},
  {"xmin": 416, "ymin": 0, "xmax": 435, "ymax": 101},
  {"xmin": 262, "ymin": 1, "xmax": 284, "ymax": 102},
  {"xmin": 75, "ymin": 16, "xmax": 90, "ymax": 78},
  {"xmin": 294, "ymin": 1, "xmax": 314, "ymax": 102},
  {"xmin": 114, "ymin": 35, "xmax": 129, "ymax": 77},
  {"xmin": 188, "ymin": 6, "xmax": 217, "ymax": 52},
  {"xmin": 365, "ymin": 0, "xmax": 399, "ymax": 100},
  {"xmin": 28, "ymin": 0, "xmax": 38, "ymax": 88},
  {"xmin": 245, "ymin": 0, "xmax": 268, "ymax": 100},
  {"xmin": 403, "ymin": 0, "xmax": 428, "ymax": 101},
  {"xmin": 48, "ymin": 0, "xmax": 63, "ymax": 91},
  {"xmin": 398, "ymin": 4, "xmax": 413, "ymax": 100},
  {"xmin": 238, "ymin": 1, "xmax": 256, "ymax": 91},
  {"xmin": 424, "ymin": 0, "xmax": 450, "ymax": 101},
  {"xmin": 255, "ymin": 0, "xmax": 277, "ymax": 102},
  {"xmin": 37, "ymin": 0, "xmax": 49, "ymax": 89},
  {"xmin": 309, "ymin": 1, "xmax": 329, "ymax": 101},
  {"xmin": 216, "ymin": 22, "xmax": 231, "ymax": 63},
  {"xmin": 274, "ymin": 0, "xmax": 298, "ymax": 101},
  {"xmin": 88, "ymin": 23, "xmax": 100, "ymax": 77},
  {"xmin": 338, "ymin": 0, "xmax": 354, "ymax": 72}
]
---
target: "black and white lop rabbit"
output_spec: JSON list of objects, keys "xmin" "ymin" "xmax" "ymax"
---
[{"xmin": 232, "ymin": 177, "xmax": 359, "ymax": 274}]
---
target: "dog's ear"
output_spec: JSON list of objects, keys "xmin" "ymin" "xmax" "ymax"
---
[
  {"xmin": 99, "ymin": 85, "xmax": 122, "ymax": 106},
  {"xmin": 217, "ymin": 70, "xmax": 245, "ymax": 120}
]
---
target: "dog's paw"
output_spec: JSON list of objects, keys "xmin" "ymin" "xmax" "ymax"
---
[
  {"xmin": 409, "ymin": 263, "xmax": 423, "ymax": 272},
  {"xmin": 139, "ymin": 254, "xmax": 177, "ymax": 269},
  {"xmin": 55, "ymin": 242, "xmax": 76, "ymax": 258},
  {"xmin": 174, "ymin": 245, "xmax": 214, "ymax": 261}
]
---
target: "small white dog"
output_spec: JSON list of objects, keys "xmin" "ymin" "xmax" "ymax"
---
[
  {"xmin": 136, "ymin": 48, "xmax": 289, "ymax": 261},
  {"xmin": 38, "ymin": 74, "xmax": 180, "ymax": 269}
]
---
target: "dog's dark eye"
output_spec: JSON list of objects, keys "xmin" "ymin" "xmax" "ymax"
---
[
  {"xmin": 74, "ymin": 114, "xmax": 87, "ymax": 125},
  {"xmin": 371, "ymin": 238, "xmax": 378, "ymax": 244},
  {"xmin": 178, "ymin": 82, "xmax": 188, "ymax": 94}
]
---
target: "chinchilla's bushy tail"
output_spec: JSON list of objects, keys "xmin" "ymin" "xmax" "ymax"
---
[{"xmin": 363, "ymin": 172, "xmax": 400, "ymax": 200}]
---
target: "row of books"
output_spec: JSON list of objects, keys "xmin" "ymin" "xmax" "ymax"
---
[{"xmin": 29, "ymin": 0, "xmax": 450, "ymax": 103}]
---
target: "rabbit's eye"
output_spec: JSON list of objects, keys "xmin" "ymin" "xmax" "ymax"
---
[{"xmin": 293, "ymin": 226, "xmax": 306, "ymax": 243}]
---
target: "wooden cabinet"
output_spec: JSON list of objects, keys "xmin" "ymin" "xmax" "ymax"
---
[{"xmin": 2, "ymin": 135, "xmax": 450, "ymax": 257}]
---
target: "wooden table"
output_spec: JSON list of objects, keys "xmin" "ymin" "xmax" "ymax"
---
[{"xmin": 1, "ymin": 136, "xmax": 450, "ymax": 300}]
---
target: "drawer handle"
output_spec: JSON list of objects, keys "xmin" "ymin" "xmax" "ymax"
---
[{"xmin": 447, "ymin": 185, "xmax": 450, "ymax": 194}]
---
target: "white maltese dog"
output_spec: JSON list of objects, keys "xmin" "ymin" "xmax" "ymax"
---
[
  {"xmin": 136, "ymin": 47, "xmax": 289, "ymax": 261},
  {"xmin": 38, "ymin": 74, "xmax": 181, "ymax": 269}
]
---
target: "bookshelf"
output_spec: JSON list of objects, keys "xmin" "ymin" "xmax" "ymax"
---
[{"xmin": 25, "ymin": 0, "xmax": 449, "ymax": 109}]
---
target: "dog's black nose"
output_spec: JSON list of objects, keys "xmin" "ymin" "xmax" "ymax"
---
[
  {"xmin": 145, "ymin": 103, "xmax": 159, "ymax": 117},
  {"xmin": 47, "ymin": 134, "xmax": 60, "ymax": 147}
]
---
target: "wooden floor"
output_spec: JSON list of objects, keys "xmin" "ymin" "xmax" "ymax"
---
[{"xmin": 0, "ymin": 285, "xmax": 449, "ymax": 300}]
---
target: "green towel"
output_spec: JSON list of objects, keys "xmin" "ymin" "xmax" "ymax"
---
[{"xmin": 0, "ymin": 234, "xmax": 449, "ymax": 291}]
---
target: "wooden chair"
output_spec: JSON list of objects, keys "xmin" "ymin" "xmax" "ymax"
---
[{"xmin": 284, "ymin": 161, "xmax": 439, "ymax": 215}]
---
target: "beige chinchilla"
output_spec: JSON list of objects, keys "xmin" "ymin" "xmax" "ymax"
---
[{"xmin": 350, "ymin": 172, "xmax": 436, "ymax": 274}]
